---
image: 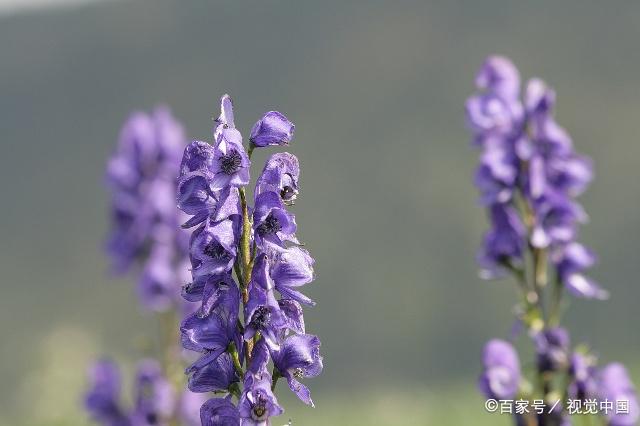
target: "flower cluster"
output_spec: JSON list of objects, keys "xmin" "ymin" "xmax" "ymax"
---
[
  {"xmin": 467, "ymin": 56, "xmax": 638, "ymax": 425},
  {"xmin": 86, "ymin": 108, "xmax": 202, "ymax": 426},
  {"xmin": 177, "ymin": 95, "xmax": 322, "ymax": 425},
  {"xmin": 105, "ymin": 107, "xmax": 190, "ymax": 311}
]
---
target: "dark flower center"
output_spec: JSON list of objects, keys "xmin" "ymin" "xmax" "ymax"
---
[
  {"xmin": 251, "ymin": 394, "xmax": 268, "ymax": 420},
  {"xmin": 219, "ymin": 150, "xmax": 242, "ymax": 175},
  {"xmin": 293, "ymin": 367, "xmax": 305, "ymax": 378},
  {"xmin": 146, "ymin": 413, "xmax": 158, "ymax": 424},
  {"xmin": 257, "ymin": 213, "xmax": 281, "ymax": 236},
  {"xmin": 203, "ymin": 242, "xmax": 227, "ymax": 259},
  {"xmin": 252, "ymin": 306, "xmax": 271, "ymax": 328},
  {"xmin": 280, "ymin": 185, "xmax": 296, "ymax": 201}
]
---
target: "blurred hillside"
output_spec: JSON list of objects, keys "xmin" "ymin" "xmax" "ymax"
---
[{"xmin": 1, "ymin": 1, "xmax": 640, "ymax": 424}]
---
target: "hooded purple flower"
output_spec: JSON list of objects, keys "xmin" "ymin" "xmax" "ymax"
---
[
  {"xmin": 478, "ymin": 204, "xmax": 526, "ymax": 279},
  {"xmin": 466, "ymin": 56, "xmax": 523, "ymax": 140},
  {"xmin": 474, "ymin": 136, "xmax": 519, "ymax": 205},
  {"xmin": 534, "ymin": 327, "xmax": 570, "ymax": 373},
  {"xmin": 253, "ymin": 192, "xmax": 298, "ymax": 247},
  {"xmin": 238, "ymin": 376, "xmax": 284, "ymax": 426},
  {"xmin": 597, "ymin": 363, "xmax": 640, "ymax": 426},
  {"xmin": 271, "ymin": 334, "xmax": 323, "ymax": 407},
  {"xmin": 213, "ymin": 95, "xmax": 238, "ymax": 145},
  {"xmin": 552, "ymin": 242, "xmax": 608, "ymax": 300},
  {"xmin": 250, "ymin": 111, "xmax": 295, "ymax": 147},
  {"xmin": 200, "ymin": 397, "xmax": 240, "ymax": 426},
  {"xmin": 268, "ymin": 246, "xmax": 316, "ymax": 306},
  {"xmin": 130, "ymin": 360, "xmax": 175, "ymax": 426},
  {"xmin": 181, "ymin": 305, "xmax": 237, "ymax": 365},
  {"xmin": 278, "ymin": 299, "xmax": 306, "ymax": 335},
  {"xmin": 530, "ymin": 192, "xmax": 586, "ymax": 249},
  {"xmin": 551, "ymin": 242, "xmax": 609, "ymax": 299},
  {"xmin": 255, "ymin": 153, "xmax": 300, "ymax": 205},
  {"xmin": 243, "ymin": 280, "xmax": 287, "ymax": 351},
  {"xmin": 479, "ymin": 339, "xmax": 521, "ymax": 399},
  {"xmin": 187, "ymin": 352, "xmax": 239, "ymax": 393},
  {"xmin": 180, "ymin": 140, "xmax": 214, "ymax": 176},
  {"xmin": 209, "ymin": 137, "xmax": 251, "ymax": 190},
  {"xmin": 189, "ymin": 217, "xmax": 240, "ymax": 278},
  {"xmin": 84, "ymin": 360, "xmax": 130, "ymax": 426}
]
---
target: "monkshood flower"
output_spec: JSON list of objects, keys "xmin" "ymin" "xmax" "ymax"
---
[
  {"xmin": 478, "ymin": 339, "xmax": 521, "ymax": 400},
  {"xmin": 255, "ymin": 153, "xmax": 300, "ymax": 205},
  {"xmin": 250, "ymin": 111, "xmax": 295, "ymax": 147},
  {"xmin": 477, "ymin": 203, "xmax": 526, "ymax": 279},
  {"xmin": 177, "ymin": 94, "xmax": 322, "ymax": 424},
  {"xmin": 271, "ymin": 334, "xmax": 323, "ymax": 407},
  {"xmin": 468, "ymin": 56, "xmax": 637, "ymax": 426},
  {"xmin": 239, "ymin": 376, "xmax": 284, "ymax": 425},
  {"xmin": 105, "ymin": 107, "xmax": 189, "ymax": 311}
]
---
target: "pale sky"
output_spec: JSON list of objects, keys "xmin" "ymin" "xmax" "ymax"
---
[{"xmin": 0, "ymin": 0, "xmax": 107, "ymax": 15}]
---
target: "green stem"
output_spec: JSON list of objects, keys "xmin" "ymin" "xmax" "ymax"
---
[
  {"xmin": 227, "ymin": 342, "xmax": 245, "ymax": 379},
  {"xmin": 271, "ymin": 367, "xmax": 281, "ymax": 391},
  {"xmin": 549, "ymin": 273, "xmax": 564, "ymax": 327}
]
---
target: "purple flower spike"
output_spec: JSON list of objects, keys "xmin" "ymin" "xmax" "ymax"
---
[
  {"xmin": 200, "ymin": 397, "xmax": 240, "ymax": 426},
  {"xmin": 255, "ymin": 153, "xmax": 300, "ymax": 205},
  {"xmin": 479, "ymin": 339, "xmax": 521, "ymax": 400},
  {"xmin": 239, "ymin": 376, "xmax": 284, "ymax": 425},
  {"xmin": 250, "ymin": 111, "xmax": 295, "ymax": 147},
  {"xmin": 598, "ymin": 363, "xmax": 640, "ymax": 426},
  {"xmin": 105, "ymin": 107, "xmax": 187, "ymax": 277},
  {"xmin": 272, "ymin": 334, "xmax": 323, "ymax": 406},
  {"xmin": 174, "ymin": 95, "xmax": 321, "ymax": 420}
]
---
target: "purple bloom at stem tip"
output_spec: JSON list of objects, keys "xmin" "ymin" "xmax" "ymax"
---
[{"xmin": 250, "ymin": 111, "xmax": 295, "ymax": 147}]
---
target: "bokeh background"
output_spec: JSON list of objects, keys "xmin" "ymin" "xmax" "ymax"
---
[{"xmin": 2, "ymin": 1, "xmax": 640, "ymax": 425}]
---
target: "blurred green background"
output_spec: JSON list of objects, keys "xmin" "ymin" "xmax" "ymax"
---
[{"xmin": 1, "ymin": 1, "xmax": 640, "ymax": 425}]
